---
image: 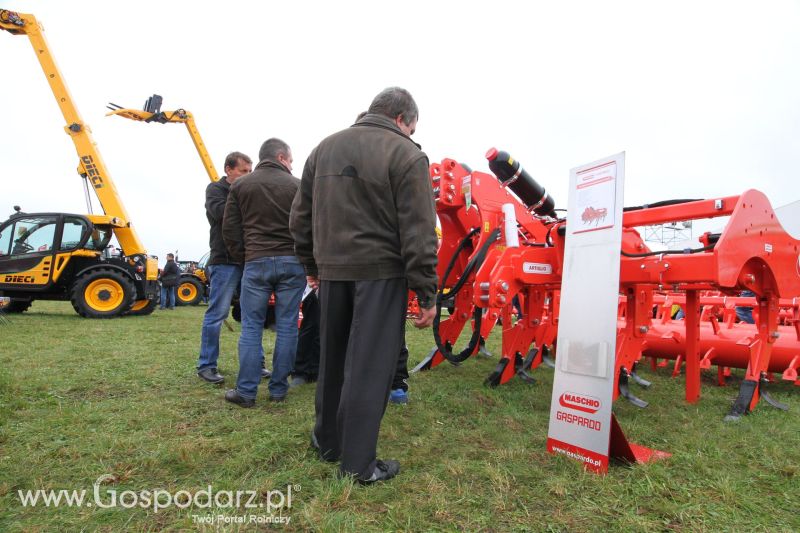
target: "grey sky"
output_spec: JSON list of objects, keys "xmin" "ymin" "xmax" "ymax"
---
[{"xmin": 2, "ymin": 0, "xmax": 798, "ymax": 261}]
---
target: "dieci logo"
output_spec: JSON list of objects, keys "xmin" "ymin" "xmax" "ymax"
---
[
  {"xmin": 559, "ymin": 392, "xmax": 601, "ymax": 414},
  {"xmin": 4, "ymin": 275, "xmax": 35, "ymax": 283}
]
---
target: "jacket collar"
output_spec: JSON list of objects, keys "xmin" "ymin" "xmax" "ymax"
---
[
  {"xmin": 255, "ymin": 159, "xmax": 289, "ymax": 173},
  {"xmin": 353, "ymin": 113, "xmax": 421, "ymax": 149}
]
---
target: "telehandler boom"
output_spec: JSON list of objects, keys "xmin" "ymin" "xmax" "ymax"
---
[
  {"xmin": 106, "ymin": 95, "xmax": 220, "ymax": 182},
  {"xmin": 106, "ymin": 95, "xmax": 222, "ymax": 305}
]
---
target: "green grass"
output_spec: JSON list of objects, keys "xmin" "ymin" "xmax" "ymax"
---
[{"xmin": 0, "ymin": 301, "xmax": 798, "ymax": 532}]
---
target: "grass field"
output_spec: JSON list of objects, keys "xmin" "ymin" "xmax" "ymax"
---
[{"xmin": 0, "ymin": 301, "xmax": 798, "ymax": 532}]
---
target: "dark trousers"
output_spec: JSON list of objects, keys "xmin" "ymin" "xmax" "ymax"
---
[
  {"xmin": 293, "ymin": 291, "xmax": 321, "ymax": 380},
  {"xmin": 296, "ymin": 290, "xmax": 408, "ymax": 386},
  {"xmin": 314, "ymin": 278, "xmax": 407, "ymax": 479},
  {"xmin": 393, "ymin": 344, "xmax": 409, "ymax": 392}
]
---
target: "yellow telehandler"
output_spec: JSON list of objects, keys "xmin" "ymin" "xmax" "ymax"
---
[
  {"xmin": 0, "ymin": 10, "xmax": 159, "ymax": 317},
  {"xmin": 106, "ymin": 95, "xmax": 221, "ymax": 306}
]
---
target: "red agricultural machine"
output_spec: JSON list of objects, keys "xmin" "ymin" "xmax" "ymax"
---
[{"xmin": 417, "ymin": 149, "xmax": 800, "ymax": 421}]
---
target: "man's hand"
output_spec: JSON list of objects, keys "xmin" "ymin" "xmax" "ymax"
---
[
  {"xmin": 307, "ymin": 275, "xmax": 320, "ymax": 290},
  {"xmin": 414, "ymin": 305, "xmax": 436, "ymax": 329}
]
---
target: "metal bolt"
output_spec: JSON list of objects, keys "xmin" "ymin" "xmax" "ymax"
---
[
  {"xmin": 640, "ymin": 264, "xmax": 645, "ymax": 269},
  {"xmin": 639, "ymin": 326, "xmax": 649, "ymax": 334},
  {"xmin": 500, "ymin": 281, "xmax": 509, "ymax": 292},
  {"xmin": 770, "ymin": 332, "xmax": 780, "ymax": 339},
  {"xmin": 448, "ymin": 184, "xmax": 456, "ymax": 192},
  {"xmin": 480, "ymin": 295, "xmax": 490, "ymax": 301},
  {"xmin": 532, "ymin": 319, "xmax": 540, "ymax": 325},
  {"xmin": 497, "ymin": 295, "xmax": 506, "ymax": 304},
  {"xmin": 446, "ymin": 194, "xmax": 453, "ymax": 202},
  {"xmin": 479, "ymin": 282, "xmax": 490, "ymax": 290},
  {"xmin": 664, "ymin": 263, "xmax": 670, "ymax": 269}
]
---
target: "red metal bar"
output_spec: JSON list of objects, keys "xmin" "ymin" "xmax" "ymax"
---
[
  {"xmin": 622, "ymin": 196, "xmax": 737, "ymax": 227},
  {"xmin": 684, "ymin": 290, "xmax": 701, "ymax": 403}
]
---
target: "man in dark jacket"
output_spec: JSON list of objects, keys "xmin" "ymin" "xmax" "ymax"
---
[
  {"xmin": 222, "ymin": 138, "xmax": 305, "ymax": 406},
  {"xmin": 159, "ymin": 253, "xmax": 181, "ymax": 310},
  {"xmin": 196, "ymin": 152, "xmax": 252, "ymax": 384},
  {"xmin": 290, "ymin": 87, "xmax": 438, "ymax": 484}
]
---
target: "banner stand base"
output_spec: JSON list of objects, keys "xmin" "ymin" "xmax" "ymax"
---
[{"xmin": 609, "ymin": 413, "xmax": 671, "ymax": 465}]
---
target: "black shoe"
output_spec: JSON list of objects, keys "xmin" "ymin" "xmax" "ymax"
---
[
  {"xmin": 268, "ymin": 395, "xmax": 286, "ymax": 403},
  {"xmin": 197, "ymin": 367, "xmax": 224, "ymax": 384},
  {"xmin": 224, "ymin": 389, "xmax": 254, "ymax": 408},
  {"xmin": 261, "ymin": 368, "xmax": 272, "ymax": 380},
  {"xmin": 310, "ymin": 432, "xmax": 338, "ymax": 463},
  {"xmin": 356, "ymin": 460, "xmax": 400, "ymax": 485}
]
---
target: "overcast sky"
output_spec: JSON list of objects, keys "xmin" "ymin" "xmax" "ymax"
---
[{"xmin": 1, "ymin": 0, "xmax": 798, "ymax": 261}]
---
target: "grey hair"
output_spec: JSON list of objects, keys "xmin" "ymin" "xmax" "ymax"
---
[
  {"xmin": 367, "ymin": 87, "xmax": 418, "ymax": 126},
  {"xmin": 258, "ymin": 138, "xmax": 291, "ymax": 162}
]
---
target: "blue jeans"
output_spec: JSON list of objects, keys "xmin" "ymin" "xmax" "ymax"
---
[
  {"xmin": 197, "ymin": 264, "xmax": 242, "ymax": 371},
  {"xmin": 237, "ymin": 256, "xmax": 305, "ymax": 400},
  {"xmin": 160, "ymin": 285, "xmax": 176, "ymax": 309},
  {"xmin": 735, "ymin": 290, "xmax": 756, "ymax": 324}
]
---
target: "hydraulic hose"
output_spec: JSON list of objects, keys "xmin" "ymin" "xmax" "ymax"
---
[
  {"xmin": 622, "ymin": 198, "xmax": 703, "ymax": 212},
  {"xmin": 433, "ymin": 228, "xmax": 501, "ymax": 363},
  {"xmin": 620, "ymin": 243, "xmax": 715, "ymax": 258}
]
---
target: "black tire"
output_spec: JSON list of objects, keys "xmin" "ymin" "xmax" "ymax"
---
[
  {"xmin": 70, "ymin": 268, "xmax": 135, "ymax": 318},
  {"xmin": 125, "ymin": 298, "xmax": 158, "ymax": 316},
  {"xmin": 4, "ymin": 298, "xmax": 33, "ymax": 313},
  {"xmin": 176, "ymin": 276, "xmax": 204, "ymax": 306}
]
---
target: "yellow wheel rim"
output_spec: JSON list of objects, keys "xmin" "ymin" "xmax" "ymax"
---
[
  {"xmin": 85, "ymin": 278, "xmax": 125, "ymax": 312},
  {"xmin": 178, "ymin": 282, "xmax": 198, "ymax": 302},
  {"xmin": 130, "ymin": 299, "xmax": 150, "ymax": 311}
]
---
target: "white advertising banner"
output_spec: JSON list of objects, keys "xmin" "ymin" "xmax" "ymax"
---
[{"xmin": 546, "ymin": 153, "xmax": 625, "ymax": 473}]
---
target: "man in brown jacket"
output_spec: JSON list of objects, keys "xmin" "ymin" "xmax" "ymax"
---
[
  {"xmin": 223, "ymin": 138, "xmax": 306, "ymax": 406},
  {"xmin": 290, "ymin": 87, "xmax": 438, "ymax": 484}
]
